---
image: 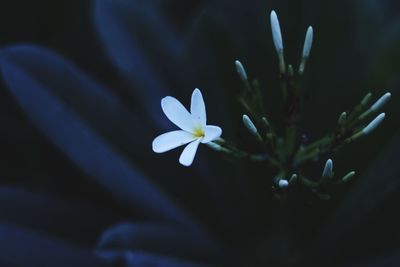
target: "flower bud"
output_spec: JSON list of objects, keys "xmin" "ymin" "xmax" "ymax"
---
[
  {"xmin": 362, "ymin": 113, "xmax": 385, "ymax": 135},
  {"xmin": 360, "ymin": 92, "xmax": 372, "ymax": 106},
  {"xmin": 370, "ymin": 92, "xmax": 391, "ymax": 112},
  {"xmin": 288, "ymin": 64, "xmax": 294, "ymax": 77},
  {"xmin": 278, "ymin": 179, "xmax": 289, "ymax": 189},
  {"xmin": 302, "ymin": 26, "xmax": 313, "ymax": 58},
  {"xmin": 322, "ymin": 159, "xmax": 333, "ymax": 178},
  {"xmin": 289, "ymin": 174, "xmax": 298, "ymax": 185},
  {"xmin": 270, "ymin": 10, "xmax": 283, "ymax": 53},
  {"xmin": 337, "ymin": 112, "xmax": 347, "ymax": 127},
  {"xmin": 341, "ymin": 171, "xmax": 356, "ymax": 183},
  {"xmin": 235, "ymin": 60, "xmax": 248, "ymax": 82},
  {"xmin": 242, "ymin": 114, "xmax": 259, "ymax": 136}
]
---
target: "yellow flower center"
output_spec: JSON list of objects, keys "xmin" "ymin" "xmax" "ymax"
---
[{"xmin": 193, "ymin": 127, "xmax": 205, "ymax": 138}]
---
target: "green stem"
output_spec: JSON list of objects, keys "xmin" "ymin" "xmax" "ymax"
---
[
  {"xmin": 294, "ymin": 135, "xmax": 332, "ymax": 162},
  {"xmin": 284, "ymin": 125, "xmax": 297, "ymax": 159},
  {"xmin": 216, "ymin": 138, "xmax": 279, "ymax": 166},
  {"xmin": 299, "ymin": 175, "xmax": 318, "ymax": 188}
]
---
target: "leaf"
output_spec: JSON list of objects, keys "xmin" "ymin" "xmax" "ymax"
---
[
  {"xmin": 98, "ymin": 250, "xmax": 215, "ymax": 267},
  {"xmin": 0, "ymin": 186, "xmax": 115, "ymax": 244},
  {"xmin": 97, "ymin": 222, "xmax": 224, "ymax": 264},
  {"xmin": 0, "ymin": 223, "xmax": 108, "ymax": 267},
  {"xmin": 0, "ymin": 45, "xmax": 205, "ymax": 233},
  {"xmin": 94, "ymin": 0, "xmax": 260, "ymax": 235},
  {"xmin": 93, "ymin": 0, "xmax": 182, "ymax": 129},
  {"xmin": 0, "ymin": 45, "xmax": 149, "ymax": 154},
  {"xmin": 314, "ymin": 132, "xmax": 400, "ymax": 262}
]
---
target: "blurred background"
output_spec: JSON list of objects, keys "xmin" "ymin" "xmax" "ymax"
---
[{"xmin": 0, "ymin": 0, "xmax": 399, "ymax": 266}]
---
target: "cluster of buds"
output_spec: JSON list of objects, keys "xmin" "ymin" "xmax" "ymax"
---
[
  {"xmin": 209, "ymin": 10, "xmax": 391, "ymax": 199},
  {"xmin": 153, "ymin": 10, "xmax": 391, "ymax": 199}
]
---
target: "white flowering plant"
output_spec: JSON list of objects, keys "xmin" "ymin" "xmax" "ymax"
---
[{"xmin": 152, "ymin": 10, "xmax": 391, "ymax": 200}]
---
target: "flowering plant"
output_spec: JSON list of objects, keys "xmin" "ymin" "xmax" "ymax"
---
[
  {"xmin": 152, "ymin": 11, "xmax": 391, "ymax": 200},
  {"xmin": 0, "ymin": 1, "xmax": 398, "ymax": 266}
]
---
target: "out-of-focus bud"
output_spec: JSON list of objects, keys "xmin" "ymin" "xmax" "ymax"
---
[
  {"xmin": 341, "ymin": 171, "xmax": 356, "ymax": 183},
  {"xmin": 278, "ymin": 179, "xmax": 289, "ymax": 189},
  {"xmin": 360, "ymin": 92, "xmax": 372, "ymax": 106},
  {"xmin": 299, "ymin": 26, "xmax": 313, "ymax": 75},
  {"xmin": 289, "ymin": 174, "xmax": 298, "ymax": 185},
  {"xmin": 322, "ymin": 159, "xmax": 333, "ymax": 178},
  {"xmin": 337, "ymin": 112, "xmax": 347, "ymax": 127}
]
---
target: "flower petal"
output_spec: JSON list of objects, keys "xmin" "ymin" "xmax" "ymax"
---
[
  {"xmin": 179, "ymin": 139, "xmax": 201, "ymax": 167},
  {"xmin": 190, "ymin": 88, "xmax": 206, "ymax": 127},
  {"xmin": 201, "ymin": 125, "xmax": 222, "ymax": 143},
  {"xmin": 152, "ymin": 131, "xmax": 196, "ymax": 153},
  {"xmin": 0, "ymin": 47, "xmax": 201, "ymax": 228},
  {"xmin": 161, "ymin": 96, "xmax": 194, "ymax": 132}
]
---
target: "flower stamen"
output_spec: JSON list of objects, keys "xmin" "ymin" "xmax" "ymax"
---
[{"xmin": 193, "ymin": 127, "xmax": 205, "ymax": 138}]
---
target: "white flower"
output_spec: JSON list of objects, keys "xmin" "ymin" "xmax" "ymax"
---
[{"xmin": 152, "ymin": 88, "xmax": 222, "ymax": 166}]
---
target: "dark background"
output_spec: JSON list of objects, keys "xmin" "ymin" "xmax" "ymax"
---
[{"xmin": 0, "ymin": 0, "xmax": 400, "ymax": 266}]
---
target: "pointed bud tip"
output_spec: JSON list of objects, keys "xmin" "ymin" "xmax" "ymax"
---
[
  {"xmin": 242, "ymin": 114, "xmax": 258, "ymax": 135},
  {"xmin": 338, "ymin": 112, "xmax": 347, "ymax": 125},
  {"xmin": 302, "ymin": 26, "xmax": 314, "ymax": 58},
  {"xmin": 341, "ymin": 171, "xmax": 356, "ymax": 183},
  {"xmin": 288, "ymin": 64, "xmax": 294, "ymax": 76},
  {"xmin": 370, "ymin": 92, "xmax": 391, "ymax": 111},
  {"xmin": 270, "ymin": 10, "xmax": 277, "ymax": 19},
  {"xmin": 362, "ymin": 113, "xmax": 386, "ymax": 135},
  {"xmin": 322, "ymin": 159, "xmax": 333, "ymax": 177},
  {"xmin": 347, "ymin": 171, "xmax": 356, "ymax": 176},
  {"xmin": 361, "ymin": 92, "xmax": 373, "ymax": 106},
  {"xmin": 269, "ymin": 10, "xmax": 283, "ymax": 52},
  {"xmin": 289, "ymin": 174, "xmax": 298, "ymax": 185},
  {"xmin": 235, "ymin": 60, "xmax": 248, "ymax": 81},
  {"xmin": 326, "ymin": 158, "xmax": 333, "ymax": 165}
]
